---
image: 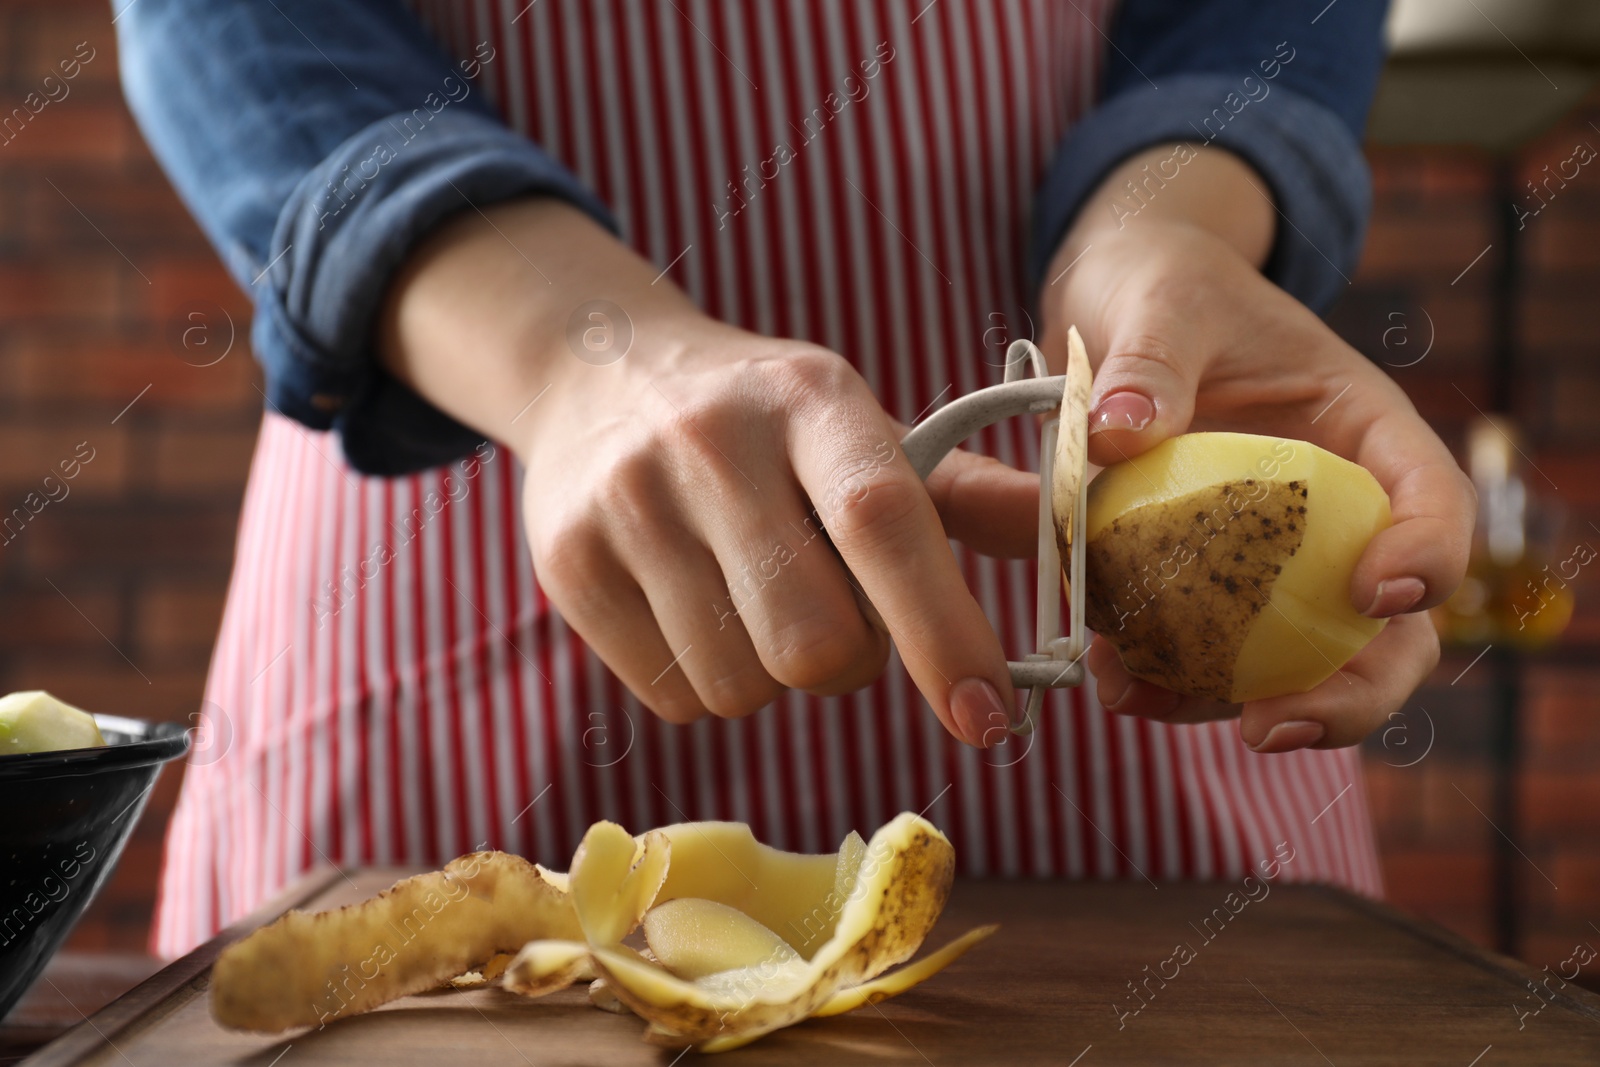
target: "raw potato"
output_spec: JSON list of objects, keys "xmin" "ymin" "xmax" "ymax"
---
[
  {"xmin": 1084, "ymin": 432, "xmax": 1391, "ymax": 702},
  {"xmin": 0, "ymin": 690, "xmax": 104, "ymax": 755},
  {"xmin": 211, "ymin": 852, "xmax": 578, "ymax": 1032}
]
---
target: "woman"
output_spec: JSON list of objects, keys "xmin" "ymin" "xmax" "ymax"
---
[{"xmin": 118, "ymin": 0, "xmax": 1472, "ymax": 956}]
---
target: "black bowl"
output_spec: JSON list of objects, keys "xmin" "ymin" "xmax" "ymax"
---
[{"xmin": 0, "ymin": 714, "xmax": 190, "ymax": 1021}]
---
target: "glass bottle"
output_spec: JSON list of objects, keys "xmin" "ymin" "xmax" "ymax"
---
[{"xmin": 1432, "ymin": 416, "xmax": 1576, "ymax": 648}]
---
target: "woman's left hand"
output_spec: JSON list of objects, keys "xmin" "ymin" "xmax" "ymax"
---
[{"xmin": 1040, "ymin": 150, "xmax": 1475, "ymax": 754}]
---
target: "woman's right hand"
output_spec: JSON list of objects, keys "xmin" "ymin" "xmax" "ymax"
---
[
  {"xmin": 380, "ymin": 199, "xmax": 1037, "ymax": 746},
  {"xmin": 520, "ymin": 315, "xmax": 1042, "ymax": 744}
]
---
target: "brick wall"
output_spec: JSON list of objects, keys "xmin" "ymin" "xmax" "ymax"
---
[
  {"xmin": 0, "ymin": 1, "xmax": 257, "ymax": 950},
  {"xmin": 3, "ymin": 1, "xmax": 1598, "ymax": 968},
  {"xmin": 1340, "ymin": 108, "xmax": 1600, "ymax": 975}
]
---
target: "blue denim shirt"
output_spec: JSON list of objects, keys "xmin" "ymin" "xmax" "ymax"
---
[{"xmin": 116, "ymin": 0, "xmax": 1388, "ymax": 476}]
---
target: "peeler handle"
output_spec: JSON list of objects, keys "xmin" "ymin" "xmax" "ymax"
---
[
  {"xmin": 900, "ymin": 377, "xmax": 1066, "ymax": 480},
  {"xmin": 898, "ymin": 364, "xmax": 1085, "ymax": 704}
]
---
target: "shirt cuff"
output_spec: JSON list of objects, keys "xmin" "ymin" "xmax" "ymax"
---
[
  {"xmin": 1029, "ymin": 74, "xmax": 1371, "ymax": 314},
  {"xmin": 250, "ymin": 108, "xmax": 617, "ymax": 476}
]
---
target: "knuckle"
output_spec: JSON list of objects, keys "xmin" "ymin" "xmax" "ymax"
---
[
  {"xmin": 700, "ymin": 669, "xmax": 782, "ymax": 719},
  {"xmin": 531, "ymin": 519, "xmax": 608, "ymax": 597},
  {"xmin": 656, "ymin": 393, "xmax": 753, "ymax": 483},
  {"xmin": 825, "ymin": 468, "xmax": 923, "ymax": 554},
  {"xmin": 661, "ymin": 394, "xmax": 734, "ymax": 451},
  {"xmin": 648, "ymin": 688, "xmax": 708, "ymax": 726},
  {"xmin": 766, "ymin": 620, "xmax": 869, "ymax": 691},
  {"xmin": 1103, "ymin": 333, "xmax": 1183, "ymax": 376},
  {"xmin": 592, "ymin": 451, "xmax": 665, "ymax": 539},
  {"xmin": 1306, "ymin": 695, "xmax": 1376, "ymax": 749},
  {"xmin": 770, "ymin": 348, "xmax": 855, "ymax": 397}
]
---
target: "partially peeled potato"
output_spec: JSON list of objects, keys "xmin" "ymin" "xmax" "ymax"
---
[{"xmin": 1083, "ymin": 431, "xmax": 1391, "ymax": 702}]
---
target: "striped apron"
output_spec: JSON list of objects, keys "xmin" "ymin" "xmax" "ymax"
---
[{"xmin": 154, "ymin": 0, "xmax": 1381, "ymax": 957}]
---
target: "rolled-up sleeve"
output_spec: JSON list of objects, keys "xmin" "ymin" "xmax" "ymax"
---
[
  {"xmin": 117, "ymin": 0, "xmax": 615, "ymax": 474},
  {"xmin": 1030, "ymin": 0, "xmax": 1389, "ymax": 313}
]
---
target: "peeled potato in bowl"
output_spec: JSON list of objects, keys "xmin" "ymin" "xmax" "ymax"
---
[{"xmin": 0, "ymin": 690, "xmax": 106, "ymax": 756}]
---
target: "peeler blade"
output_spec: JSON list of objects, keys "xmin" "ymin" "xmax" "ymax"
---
[{"xmin": 1052, "ymin": 326, "xmax": 1092, "ymax": 660}]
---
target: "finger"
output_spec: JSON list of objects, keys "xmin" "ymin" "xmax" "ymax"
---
[
  {"xmin": 1088, "ymin": 635, "xmax": 1236, "ymax": 724},
  {"xmin": 888, "ymin": 416, "xmax": 1037, "ymax": 558},
  {"xmin": 1047, "ymin": 321, "xmax": 1205, "ymax": 469},
  {"xmin": 921, "ymin": 446, "xmax": 1039, "ymax": 558},
  {"xmin": 1238, "ymin": 612, "xmax": 1440, "ymax": 751},
  {"xmin": 689, "ymin": 487, "xmax": 890, "ymax": 697},
  {"xmin": 634, "ymin": 541, "xmax": 784, "ymax": 719},
  {"xmin": 1338, "ymin": 389, "xmax": 1476, "ymax": 618},
  {"xmin": 790, "ymin": 398, "xmax": 1017, "ymax": 748},
  {"xmin": 1087, "ymin": 636, "xmax": 1175, "ymax": 717},
  {"xmin": 535, "ymin": 537, "xmax": 706, "ymax": 725}
]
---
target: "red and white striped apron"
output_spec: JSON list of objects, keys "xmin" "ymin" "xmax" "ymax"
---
[{"xmin": 154, "ymin": 0, "xmax": 1381, "ymax": 957}]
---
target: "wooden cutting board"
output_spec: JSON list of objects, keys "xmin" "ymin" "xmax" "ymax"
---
[{"xmin": 23, "ymin": 868, "xmax": 1600, "ymax": 1065}]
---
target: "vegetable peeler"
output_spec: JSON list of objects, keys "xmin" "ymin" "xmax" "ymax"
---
[{"xmin": 899, "ymin": 330, "xmax": 1094, "ymax": 734}]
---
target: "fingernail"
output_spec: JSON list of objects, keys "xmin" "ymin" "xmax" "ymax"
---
[
  {"xmin": 1250, "ymin": 720, "xmax": 1326, "ymax": 754},
  {"xmin": 1097, "ymin": 673, "xmax": 1131, "ymax": 712},
  {"xmin": 951, "ymin": 677, "xmax": 1010, "ymax": 748},
  {"xmin": 1364, "ymin": 576, "xmax": 1426, "ymax": 619},
  {"xmin": 1090, "ymin": 391, "xmax": 1154, "ymax": 435}
]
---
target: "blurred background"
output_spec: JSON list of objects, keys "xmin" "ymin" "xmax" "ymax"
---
[{"xmin": 0, "ymin": 0, "xmax": 1596, "ymax": 983}]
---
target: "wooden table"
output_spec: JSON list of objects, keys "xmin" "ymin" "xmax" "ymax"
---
[
  {"xmin": 0, "ymin": 955, "xmax": 160, "ymax": 1065},
  {"xmin": 19, "ymin": 869, "xmax": 1600, "ymax": 1065}
]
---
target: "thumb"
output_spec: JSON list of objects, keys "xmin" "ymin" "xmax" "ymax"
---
[{"xmin": 1084, "ymin": 335, "xmax": 1201, "ymax": 469}]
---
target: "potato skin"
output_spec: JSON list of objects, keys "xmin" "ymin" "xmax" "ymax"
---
[
  {"xmin": 210, "ymin": 852, "xmax": 579, "ymax": 1033},
  {"xmin": 1085, "ymin": 478, "xmax": 1306, "ymax": 701}
]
